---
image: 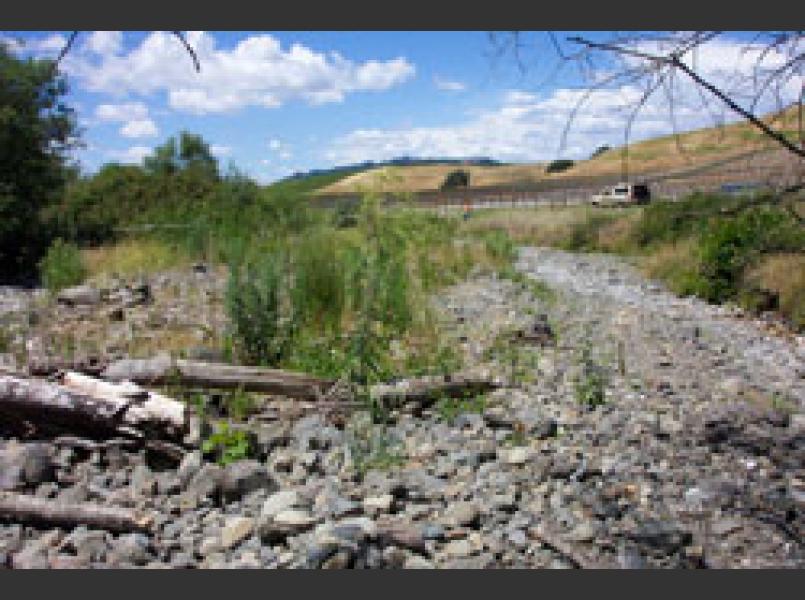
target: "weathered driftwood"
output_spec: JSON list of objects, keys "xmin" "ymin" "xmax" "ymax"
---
[
  {"xmin": 27, "ymin": 356, "xmax": 108, "ymax": 377},
  {"xmin": 0, "ymin": 373, "xmax": 186, "ymax": 442},
  {"xmin": 0, "ymin": 491, "xmax": 153, "ymax": 533},
  {"xmin": 370, "ymin": 373, "xmax": 502, "ymax": 409},
  {"xmin": 102, "ymin": 355, "xmax": 333, "ymax": 401}
]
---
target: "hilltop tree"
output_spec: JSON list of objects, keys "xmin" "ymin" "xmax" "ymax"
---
[{"xmin": 0, "ymin": 41, "xmax": 78, "ymax": 280}]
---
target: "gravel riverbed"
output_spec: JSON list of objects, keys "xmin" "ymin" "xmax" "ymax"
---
[{"xmin": 1, "ymin": 247, "xmax": 802, "ymax": 568}]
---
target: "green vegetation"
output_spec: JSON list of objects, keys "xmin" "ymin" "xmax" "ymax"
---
[
  {"xmin": 201, "ymin": 422, "xmax": 254, "ymax": 466},
  {"xmin": 38, "ymin": 238, "xmax": 86, "ymax": 292},
  {"xmin": 574, "ymin": 340, "xmax": 608, "ymax": 408},
  {"xmin": 223, "ymin": 193, "xmax": 500, "ymax": 400},
  {"xmin": 546, "ymin": 159, "xmax": 575, "ymax": 174},
  {"xmin": 469, "ymin": 192, "xmax": 805, "ymax": 329},
  {"xmin": 1, "ymin": 43, "xmax": 78, "ymax": 281},
  {"xmin": 441, "ymin": 169, "xmax": 470, "ymax": 190},
  {"xmin": 434, "ymin": 393, "xmax": 488, "ymax": 424},
  {"xmin": 346, "ymin": 413, "xmax": 406, "ymax": 476}
]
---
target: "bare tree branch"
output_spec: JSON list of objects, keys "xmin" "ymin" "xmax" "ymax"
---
[
  {"xmin": 566, "ymin": 35, "xmax": 805, "ymax": 158},
  {"xmin": 51, "ymin": 31, "xmax": 202, "ymax": 73}
]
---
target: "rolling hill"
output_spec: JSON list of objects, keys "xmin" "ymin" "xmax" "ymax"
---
[{"xmin": 315, "ymin": 105, "xmax": 802, "ymax": 196}]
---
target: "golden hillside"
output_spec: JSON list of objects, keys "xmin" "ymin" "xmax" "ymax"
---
[{"xmin": 317, "ymin": 106, "xmax": 801, "ymax": 195}]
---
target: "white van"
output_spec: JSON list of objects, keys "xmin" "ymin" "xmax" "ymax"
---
[{"xmin": 591, "ymin": 182, "xmax": 651, "ymax": 206}]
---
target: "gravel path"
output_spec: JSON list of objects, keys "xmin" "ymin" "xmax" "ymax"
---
[{"xmin": 517, "ymin": 246, "xmax": 804, "ymax": 410}]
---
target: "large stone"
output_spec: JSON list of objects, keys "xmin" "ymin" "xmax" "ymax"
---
[
  {"xmin": 221, "ymin": 517, "xmax": 255, "ymax": 550},
  {"xmin": 258, "ymin": 510, "xmax": 319, "ymax": 543},
  {"xmin": 0, "ymin": 442, "xmax": 55, "ymax": 490},
  {"xmin": 262, "ymin": 490, "xmax": 304, "ymax": 518},
  {"xmin": 220, "ymin": 460, "xmax": 276, "ymax": 502},
  {"xmin": 502, "ymin": 446, "xmax": 533, "ymax": 466},
  {"xmin": 107, "ymin": 533, "xmax": 152, "ymax": 566},
  {"xmin": 184, "ymin": 463, "xmax": 223, "ymax": 503},
  {"xmin": 362, "ymin": 494, "xmax": 394, "ymax": 515},
  {"xmin": 441, "ymin": 502, "xmax": 480, "ymax": 529},
  {"xmin": 57, "ymin": 285, "xmax": 102, "ymax": 307}
]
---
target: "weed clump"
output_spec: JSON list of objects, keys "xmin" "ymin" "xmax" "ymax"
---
[{"xmin": 38, "ymin": 238, "xmax": 86, "ymax": 292}]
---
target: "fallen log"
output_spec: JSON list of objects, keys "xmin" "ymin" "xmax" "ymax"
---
[
  {"xmin": 102, "ymin": 355, "xmax": 333, "ymax": 401},
  {"xmin": 0, "ymin": 491, "xmax": 153, "ymax": 533},
  {"xmin": 0, "ymin": 373, "xmax": 186, "ymax": 442},
  {"xmin": 369, "ymin": 372, "xmax": 502, "ymax": 409},
  {"xmin": 27, "ymin": 356, "xmax": 109, "ymax": 378}
]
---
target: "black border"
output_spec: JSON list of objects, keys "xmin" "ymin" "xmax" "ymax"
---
[
  {"xmin": 2, "ymin": 0, "xmax": 805, "ymax": 593},
  {"xmin": 1, "ymin": 0, "xmax": 802, "ymax": 29},
  {"xmin": 2, "ymin": 568, "xmax": 804, "ymax": 597}
]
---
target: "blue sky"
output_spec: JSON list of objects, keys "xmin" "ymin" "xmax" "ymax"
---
[{"xmin": 2, "ymin": 31, "xmax": 801, "ymax": 183}]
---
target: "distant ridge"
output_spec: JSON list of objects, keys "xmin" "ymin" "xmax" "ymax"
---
[{"xmin": 280, "ymin": 156, "xmax": 505, "ymax": 182}]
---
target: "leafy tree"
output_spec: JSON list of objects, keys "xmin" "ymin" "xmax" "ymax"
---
[
  {"xmin": 546, "ymin": 159, "xmax": 575, "ymax": 173},
  {"xmin": 0, "ymin": 42, "xmax": 78, "ymax": 280},
  {"xmin": 144, "ymin": 131, "xmax": 219, "ymax": 181},
  {"xmin": 441, "ymin": 169, "xmax": 470, "ymax": 190}
]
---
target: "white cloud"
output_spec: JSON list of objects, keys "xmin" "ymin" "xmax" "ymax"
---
[
  {"xmin": 268, "ymin": 139, "xmax": 282, "ymax": 150},
  {"xmin": 325, "ymin": 37, "xmax": 803, "ymax": 166},
  {"xmin": 120, "ymin": 119, "xmax": 158, "ymax": 138},
  {"xmin": 57, "ymin": 31, "xmax": 415, "ymax": 114},
  {"xmin": 95, "ymin": 102, "xmax": 150, "ymax": 122},
  {"xmin": 86, "ymin": 31, "xmax": 123, "ymax": 56},
  {"xmin": 108, "ymin": 145, "xmax": 152, "ymax": 164},
  {"xmin": 433, "ymin": 75, "xmax": 466, "ymax": 92},
  {"xmin": 212, "ymin": 144, "xmax": 233, "ymax": 157},
  {"xmin": 95, "ymin": 102, "xmax": 158, "ymax": 138}
]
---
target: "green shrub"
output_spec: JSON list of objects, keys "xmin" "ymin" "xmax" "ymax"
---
[
  {"xmin": 575, "ymin": 342, "xmax": 608, "ymax": 408},
  {"xmin": 202, "ymin": 422, "xmax": 253, "ymax": 466},
  {"xmin": 696, "ymin": 206, "xmax": 803, "ymax": 303},
  {"xmin": 225, "ymin": 245, "xmax": 295, "ymax": 366},
  {"xmin": 441, "ymin": 169, "xmax": 470, "ymax": 190},
  {"xmin": 546, "ymin": 159, "xmax": 575, "ymax": 174},
  {"xmin": 38, "ymin": 238, "xmax": 86, "ymax": 292}
]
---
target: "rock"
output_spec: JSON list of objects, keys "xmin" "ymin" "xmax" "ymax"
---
[
  {"xmin": 59, "ymin": 527, "xmax": 108, "ymax": 562},
  {"xmin": 258, "ymin": 510, "xmax": 319, "ymax": 543},
  {"xmin": 11, "ymin": 546, "xmax": 50, "ymax": 569},
  {"xmin": 262, "ymin": 490, "xmax": 304, "ymax": 519},
  {"xmin": 566, "ymin": 522, "xmax": 597, "ymax": 543},
  {"xmin": 363, "ymin": 494, "xmax": 394, "ymax": 515},
  {"xmin": 441, "ymin": 502, "xmax": 480, "ymax": 528},
  {"xmin": 710, "ymin": 517, "xmax": 743, "ymax": 537},
  {"xmin": 626, "ymin": 521, "xmax": 692, "ymax": 557},
  {"xmin": 532, "ymin": 419, "xmax": 558, "ymax": 439},
  {"xmin": 184, "ymin": 463, "xmax": 223, "ymax": 503},
  {"xmin": 57, "ymin": 285, "xmax": 101, "ymax": 306},
  {"xmin": 221, "ymin": 460, "xmax": 276, "ymax": 502},
  {"xmin": 108, "ymin": 534, "xmax": 151, "ymax": 566},
  {"xmin": 221, "ymin": 517, "xmax": 255, "ymax": 550},
  {"xmin": 443, "ymin": 538, "xmax": 473, "ymax": 558},
  {"xmin": 198, "ymin": 537, "xmax": 222, "ymax": 557},
  {"xmin": 0, "ymin": 442, "xmax": 55, "ymax": 490},
  {"xmin": 422, "ymin": 524, "xmax": 446, "ymax": 541},
  {"xmin": 129, "ymin": 464, "xmax": 156, "ymax": 499},
  {"xmin": 404, "ymin": 555, "xmax": 435, "ymax": 569},
  {"xmin": 176, "ymin": 451, "xmax": 202, "ymax": 487},
  {"xmin": 321, "ymin": 549, "xmax": 354, "ymax": 569},
  {"xmin": 502, "ymin": 446, "xmax": 532, "ymax": 466}
]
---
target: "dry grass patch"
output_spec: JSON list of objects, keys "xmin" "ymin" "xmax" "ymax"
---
[
  {"xmin": 83, "ymin": 238, "xmax": 193, "ymax": 279},
  {"xmin": 745, "ymin": 253, "xmax": 805, "ymax": 328}
]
